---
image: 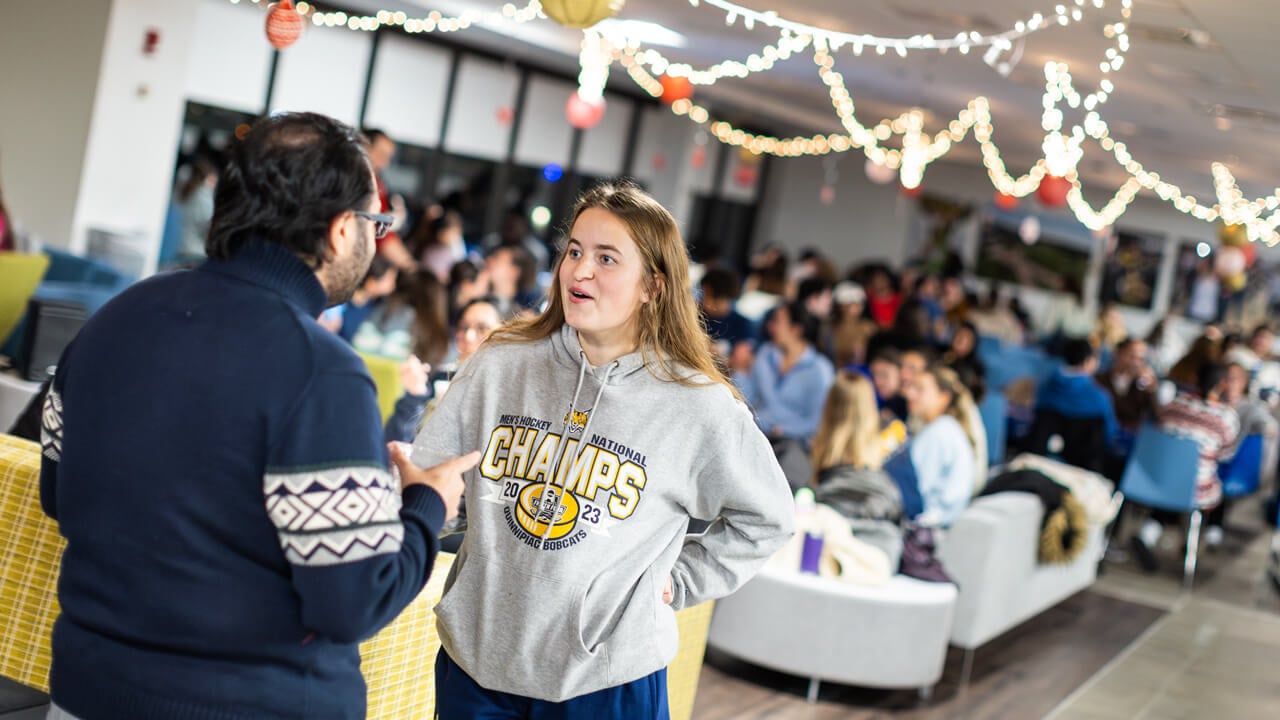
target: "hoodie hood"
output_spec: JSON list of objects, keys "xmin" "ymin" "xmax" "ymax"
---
[{"xmin": 551, "ymin": 324, "xmax": 651, "ymax": 385}]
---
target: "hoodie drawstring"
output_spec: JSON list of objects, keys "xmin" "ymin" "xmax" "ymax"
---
[{"xmin": 537, "ymin": 352, "xmax": 618, "ymax": 549}]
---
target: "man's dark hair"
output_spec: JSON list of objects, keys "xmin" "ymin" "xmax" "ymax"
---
[
  {"xmin": 869, "ymin": 347, "xmax": 902, "ymax": 367},
  {"xmin": 1251, "ymin": 323, "xmax": 1274, "ymax": 341},
  {"xmin": 362, "ymin": 127, "xmax": 390, "ymax": 145},
  {"xmin": 1115, "ymin": 336, "xmax": 1142, "ymax": 354},
  {"xmin": 207, "ymin": 113, "xmax": 374, "ymax": 266},
  {"xmin": 774, "ymin": 300, "xmax": 821, "ymax": 347},
  {"xmin": 700, "ymin": 267, "xmax": 742, "ymax": 301},
  {"xmin": 362, "ymin": 254, "xmax": 393, "ymax": 284},
  {"xmin": 1198, "ymin": 362, "xmax": 1227, "ymax": 398},
  {"xmin": 796, "ymin": 277, "xmax": 832, "ymax": 306},
  {"xmin": 1062, "ymin": 338, "xmax": 1096, "ymax": 367}
]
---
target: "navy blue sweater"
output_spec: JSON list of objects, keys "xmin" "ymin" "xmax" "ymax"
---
[{"xmin": 38, "ymin": 239, "xmax": 446, "ymax": 719}]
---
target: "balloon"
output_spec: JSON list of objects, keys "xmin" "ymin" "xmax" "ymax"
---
[
  {"xmin": 565, "ymin": 93, "xmax": 606, "ymax": 130},
  {"xmin": 864, "ymin": 158, "xmax": 897, "ymax": 185},
  {"xmin": 1037, "ymin": 175, "xmax": 1071, "ymax": 208},
  {"xmin": 1219, "ymin": 222, "xmax": 1248, "ymax": 248},
  {"xmin": 1019, "ymin": 216, "xmax": 1041, "ymax": 245},
  {"xmin": 1215, "ymin": 245, "xmax": 1246, "ymax": 277},
  {"xmin": 994, "ymin": 192, "xmax": 1019, "ymax": 211},
  {"xmin": 659, "ymin": 75, "xmax": 693, "ymax": 105}
]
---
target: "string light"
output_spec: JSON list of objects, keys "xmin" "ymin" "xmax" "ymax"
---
[
  {"xmin": 628, "ymin": 30, "xmax": 812, "ymax": 85},
  {"xmin": 575, "ymin": 28, "xmax": 611, "ymax": 100},
  {"xmin": 689, "ymin": 0, "xmax": 1110, "ymax": 55},
  {"xmin": 249, "ymin": 0, "xmax": 546, "ymax": 33}
]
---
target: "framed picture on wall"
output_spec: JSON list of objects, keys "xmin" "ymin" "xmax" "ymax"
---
[
  {"xmin": 1098, "ymin": 228, "xmax": 1163, "ymax": 310},
  {"xmin": 975, "ymin": 208, "xmax": 1091, "ymax": 294}
]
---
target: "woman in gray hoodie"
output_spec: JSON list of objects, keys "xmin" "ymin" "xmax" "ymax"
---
[{"xmin": 411, "ymin": 182, "xmax": 794, "ymax": 718}]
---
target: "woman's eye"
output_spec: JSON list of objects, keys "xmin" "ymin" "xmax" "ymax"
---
[
  {"xmin": 568, "ymin": 249, "xmax": 582, "ymax": 258},
  {"xmin": 600, "ymin": 255, "xmax": 616, "ymax": 265}
]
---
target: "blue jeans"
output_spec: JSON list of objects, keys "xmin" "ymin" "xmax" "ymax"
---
[{"xmin": 434, "ymin": 649, "xmax": 670, "ymax": 720}]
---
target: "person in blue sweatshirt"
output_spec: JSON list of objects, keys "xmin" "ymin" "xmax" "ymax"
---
[
  {"xmin": 1036, "ymin": 337, "xmax": 1121, "ymax": 445},
  {"xmin": 412, "ymin": 182, "xmax": 793, "ymax": 719},
  {"xmin": 735, "ymin": 300, "xmax": 836, "ymax": 443},
  {"xmin": 39, "ymin": 112, "xmax": 477, "ymax": 720}
]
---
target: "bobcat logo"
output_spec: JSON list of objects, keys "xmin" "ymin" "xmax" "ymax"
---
[{"xmin": 564, "ymin": 409, "xmax": 590, "ymax": 435}]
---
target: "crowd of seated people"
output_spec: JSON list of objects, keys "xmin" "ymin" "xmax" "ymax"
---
[{"xmin": 694, "ymin": 245, "xmax": 1280, "ymax": 584}]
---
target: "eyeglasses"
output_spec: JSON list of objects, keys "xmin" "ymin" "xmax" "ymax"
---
[{"xmin": 353, "ymin": 210, "xmax": 395, "ymax": 239}]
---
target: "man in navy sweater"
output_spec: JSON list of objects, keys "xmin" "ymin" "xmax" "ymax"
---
[{"xmin": 39, "ymin": 113, "xmax": 477, "ymax": 720}]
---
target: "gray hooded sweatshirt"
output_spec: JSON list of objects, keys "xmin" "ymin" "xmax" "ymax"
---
[{"xmin": 411, "ymin": 324, "xmax": 794, "ymax": 702}]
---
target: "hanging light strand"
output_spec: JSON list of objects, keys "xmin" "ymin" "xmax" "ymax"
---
[
  {"xmin": 229, "ymin": 0, "xmax": 543, "ymax": 33},
  {"xmin": 693, "ymin": 0, "xmax": 1109, "ymax": 55}
]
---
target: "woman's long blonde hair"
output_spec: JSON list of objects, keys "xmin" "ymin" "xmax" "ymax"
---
[
  {"xmin": 488, "ymin": 181, "xmax": 739, "ymax": 399},
  {"xmin": 924, "ymin": 364, "xmax": 980, "ymax": 455},
  {"xmin": 810, "ymin": 372, "xmax": 883, "ymax": 482}
]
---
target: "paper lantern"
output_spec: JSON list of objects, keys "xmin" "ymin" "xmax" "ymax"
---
[
  {"xmin": 900, "ymin": 183, "xmax": 923, "ymax": 199},
  {"xmin": 864, "ymin": 158, "xmax": 896, "ymax": 185},
  {"xmin": 734, "ymin": 165, "xmax": 758, "ymax": 188},
  {"xmin": 659, "ymin": 75, "xmax": 693, "ymax": 105},
  {"xmin": 994, "ymin": 192, "xmax": 1019, "ymax": 211},
  {"xmin": 1215, "ymin": 245, "xmax": 1246, "ymax": 277},
  {"xmin": 540, "ymin": 0, "xmax": 625, "ymax": 29},
  {"xmin": 1037, "ymin": 175, "xmax": 1071, "ymax": 208},
  {"xmin": 495, "ymin": 106, "xmax": 514, "ymax": 126},
  {"xmin": 266, "ymin": 0, "xmax": 304, "ymax": 50},
  {"xmin": 819, "ymin": 185, "xmax": 836, "ymax": 205},
  {"xmin": 1019, "ymin": 216, "xmax": 1041, "ymax": 245},
  {"xmin": 565, "ymin": 93, "xmax": 606, "ymax": 130},
  {"xmin": 651, "ymin": 152, "xmax": 667, "ymax": 171}
]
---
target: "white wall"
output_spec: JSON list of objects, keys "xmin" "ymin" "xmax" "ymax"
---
[
  {"xmin": 513, "ymin": 75, "xmax": 576, "ymax": 168},
  {"xmin": 270, "ymin": 20, "xmax": 372, "ymax": 126},
  {"xmin": 443, "ymin": 56, "xmax": 518, "ymax": 160},
  {"xmin": 70, "ymin": 0, "xmax": 201, "ymax": 275},
  {"xmin": 184, "ymin": 0, "xmax": 272, "ymax": 114},
  {"xmin": 363, "ymin": 34, "xmax": 451, "ymax": 147},
  {"xmin": 577, "ymin": 91, "xmax": 630, "ymax": 178},
  {"xmin": 754, "ymin": 153, "xmax": 913, "ymax": 268},
  {"xmin": 630, "ymin": 106, "xmax": 704, "ymax": 235},
  {"xmin": 0, "ymin": 0, "xmax": 112, "ymax": 251}
]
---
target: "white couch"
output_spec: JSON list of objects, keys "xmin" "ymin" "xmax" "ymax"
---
[
  {"xmin": 937, "ymin": 492, "xmax": 1105, "ymax": 680},
  {"xmin": 706, "ymin": 566, "xmax": 957, "ymax": 702}
]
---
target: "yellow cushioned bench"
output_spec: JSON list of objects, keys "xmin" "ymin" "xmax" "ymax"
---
[{"xmin": 0, "ymin": 434, "xmax": 712, "ymax": 718}]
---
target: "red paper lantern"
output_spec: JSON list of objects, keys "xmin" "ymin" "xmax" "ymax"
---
[
  {"xmin": 734, "ymin": 165, "xmax": 758, "ymax": 188},
  {"xmin": 495, "ymin": 106, "xmax": 514, "ymax": 126},
  {"xmin": 994, "ymin": 192, "xmax": 1019, "ymax": 211},
  {"xmin": 659, "ymin": 75, "xmax": 693, "ymax": 105},
  {"xmin": 266, "ymin": 0, "xmax": 304, "ymax": 50},
  {"xmin": 1037, "ymin": 175, "xmax": 1071, "ymax": 208},
  {"xmin": 651, "ymin": 153, "xmax": 667, "ymax": 171},
  {"xmin": 565, "ymin": 93, "xmax": 606, "ymax": 130},
  {"xmin": 900, "ymin": 183, "xmax": 923, "ymax": 199}
]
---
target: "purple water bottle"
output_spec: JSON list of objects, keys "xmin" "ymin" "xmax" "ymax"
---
[{"xmin": 795, "ymin": 488, "xmax": 823, "ymax": 574}]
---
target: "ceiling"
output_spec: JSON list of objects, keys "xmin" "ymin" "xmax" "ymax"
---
[{"xmin": 352, "ymin": 0, "xmax": 1280, "ymax": 202}]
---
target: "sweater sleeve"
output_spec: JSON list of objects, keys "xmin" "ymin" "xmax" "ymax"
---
[
  {"xmin": 384, "ymin": 391, "xmax": 430, "ymax": 445},
  {"xmin": 668, "ymin": 403, "xmax": 795, "ymax": 610},
  {"xmin": 265, "ymin": 368, "xmax": 445, "ymax": 644}
]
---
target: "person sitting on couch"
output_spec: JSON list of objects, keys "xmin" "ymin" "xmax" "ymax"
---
[{"xmin": 886, "ymin": 364, "xmax": 979, "ymax": 527}]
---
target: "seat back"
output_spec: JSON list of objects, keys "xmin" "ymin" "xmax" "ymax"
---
[
  {"xmin": 1220, "ymin": 433, "xmax": 1264, "ymax": 497},
  {"xmin": 1119, "ymin": 425, "xmax": 1202, "ymax": 513},
  {"xmin": 0, "ymin": 434, "xmax": 64, "ymax": 692},
  {"xmin": 1025, "ymin": 408, "xmax": 1108, "ymax": 473},
  {"xmin": 0, "ymin": 254, "xmax": 51, "ymax": 347},
  {"xmin": 358, "ymin": 351, "xmax": 403, "ymax": 423},
  {"xmin": 978, "ymin": 392, "xmax": 1008, "ymax": 466}
]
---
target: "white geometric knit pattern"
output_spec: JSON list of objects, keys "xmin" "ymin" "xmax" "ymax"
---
[
  {"xmin": 40, "ymin": 388, "xmax": 63, "ymax": 463},
  {"xmin": 264, "ymin": 467, "xmax": 404, "ymax": 566}
]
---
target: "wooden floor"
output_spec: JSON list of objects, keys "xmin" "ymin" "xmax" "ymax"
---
[{"xmin": 691, "ymin": 590, "xmax": 1165, "ymax": 720}]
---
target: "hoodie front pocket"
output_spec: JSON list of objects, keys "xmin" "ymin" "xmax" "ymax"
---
[{"xmin": 434, "ymin": 551, "xmax": 600, "ymax": 701}]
